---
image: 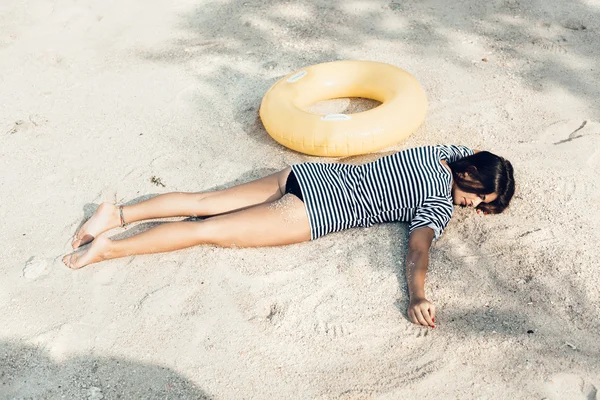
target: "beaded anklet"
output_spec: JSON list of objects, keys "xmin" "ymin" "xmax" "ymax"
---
[{"xmin": 119, "ymin": 205, "xmax": 127, "ymax": 227}]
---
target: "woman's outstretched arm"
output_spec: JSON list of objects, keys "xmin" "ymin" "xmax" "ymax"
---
[{"xmin": 406, "ymin": 227, "xmax": 435, "ymax": 327}]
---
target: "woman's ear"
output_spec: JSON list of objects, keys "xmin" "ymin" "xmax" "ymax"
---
[
  {"xmin": 463, "ymin": 166, "xmax": 479, "ymax": 180},
  {"xmin": 466, "ymin": 165, "xmax": 478, "ymax": 175}
]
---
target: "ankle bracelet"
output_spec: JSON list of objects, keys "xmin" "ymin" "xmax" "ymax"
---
[{"xmin": 118, "ymin": 205, "xmax": 127, "ymax": 227}]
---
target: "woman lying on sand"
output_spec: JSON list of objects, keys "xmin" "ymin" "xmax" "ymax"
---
[{"xmin": 64, "ymin": 145, "xmax": 514, "ymax": 328}]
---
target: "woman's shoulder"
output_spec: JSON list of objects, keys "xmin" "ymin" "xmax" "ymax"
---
[{"xmin": 429, "ymin": 145, "xmax": 475, "ymax": 162}]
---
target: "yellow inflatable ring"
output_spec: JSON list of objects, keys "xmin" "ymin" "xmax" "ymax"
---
[{"xmin": 259, "ymin": 60, "xmax": 428, "ymax": 157}]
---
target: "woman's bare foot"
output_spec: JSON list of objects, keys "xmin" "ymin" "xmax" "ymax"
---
[
  {"xmin": 72, "ymin": 203, "xmax": 121, "ymax": 249},
  {"xmin": 63, "ymin": 236, "xmax": 112, "ymax": 269}
]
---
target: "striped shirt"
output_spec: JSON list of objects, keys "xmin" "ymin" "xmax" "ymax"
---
[{"xmin": 291, "ymin": 145, "xmax": 474, "ymax": 240}]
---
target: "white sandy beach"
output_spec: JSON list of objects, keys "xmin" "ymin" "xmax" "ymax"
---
[{"xmin": 1, "ymin": 0, "xmax": 599, "ymax": 398}]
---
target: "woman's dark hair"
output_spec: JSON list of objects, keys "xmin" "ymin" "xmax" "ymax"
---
[{"xmin": 448, "ymin": 151, "xmax": 515, "ymax": 214}]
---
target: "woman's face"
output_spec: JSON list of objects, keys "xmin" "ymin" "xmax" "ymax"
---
[{"xmin": 452, "ymin": 185, "xmax": 498, "ymax": 208}]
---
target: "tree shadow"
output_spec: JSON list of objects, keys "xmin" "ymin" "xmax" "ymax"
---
[
  {"xmin": 329, "ymin": 203, "xmax": 600, "ymax": 375},
  {"xmin": 412, "ymin": 210, "xmax": 600, "ymax": 371},
  {"xmin": 129, "ymin": 0, "xmax": 600, "ymax": 385},
  {"xmin": 0, "ymin": 340, "xmax": 211, "ymax": 399},
  {"xmin": 139, "ymin": 0, "xmax": 600, "ymax": 153}
]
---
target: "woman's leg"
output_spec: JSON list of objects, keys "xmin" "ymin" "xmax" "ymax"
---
[
  {"xmin": 64, "ymin": 194, "xmax": 311, "ymax": 269},
  {"xmin": 72, "ymin": 167, "xmax": 292, "ymax": 248}
]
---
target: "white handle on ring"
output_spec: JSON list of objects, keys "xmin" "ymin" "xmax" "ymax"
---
[
  {"xmin": 286, "ymin": 71, "xmax": 307, "ymax": 83},
  {"xmin": 321, "ymin": 114, "xmax": 352, "ymax": 121}
]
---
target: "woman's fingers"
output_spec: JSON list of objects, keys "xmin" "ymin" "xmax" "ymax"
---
[
  {"xmin": 414, "ymin": 309, "xmax": 429, "ymax": 326},
  {"xmin": 408, "ymin": 309, "xmax": 418, "ymax": 325},
  {"xmin": 408, "ymin": 301, "xmax": 436, "ymax": 327},
  {"xmin": 429, "ymin": 303, "xmax": 436, "ymax": 324},
  {"xmin": 422, "ymin": 307, "xmax": 435, "ymax": 327},
  {"xmin": 418, "ymin": 303, "xmax": 435, "ymax": 327},
  {"xmin": 409, "ymin": 308, "xmax": 425, "ymax": 326}
]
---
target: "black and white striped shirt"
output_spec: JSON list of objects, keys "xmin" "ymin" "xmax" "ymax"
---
[{"xmin": 291, "ymin": 145, "xmax": 474, "ymax": 240}]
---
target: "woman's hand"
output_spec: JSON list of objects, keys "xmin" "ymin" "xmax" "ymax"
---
[
  {"xmin": 408, "ymin": 297, "xmax": 436, "ymax": 328},
  {"xmin": 405, "ymin": 228, "xmax": 436, "ymax": 328}
]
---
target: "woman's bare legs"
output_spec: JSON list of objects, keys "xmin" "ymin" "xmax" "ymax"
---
[
  {"xmin": 71, "ymin": 167, "xmax": 293, "ymax": 248},
  {"xmin": 63, "ymin": 193, "xmax": 311, "ymax": 269}
]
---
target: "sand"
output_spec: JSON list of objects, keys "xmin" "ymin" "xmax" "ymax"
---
[{"xmin": 1, "ymin": 0, "xmax": 599, "ymax": 398}]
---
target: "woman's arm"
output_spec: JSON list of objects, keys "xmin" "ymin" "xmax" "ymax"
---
[{"xmin": 406, "ymin": 227, "xmax": 436, "ymax": 327}]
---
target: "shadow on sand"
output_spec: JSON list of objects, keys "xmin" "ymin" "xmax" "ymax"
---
[{"xmin": 0, "ymin": 340, "xmax": 211, "ymax": 399}]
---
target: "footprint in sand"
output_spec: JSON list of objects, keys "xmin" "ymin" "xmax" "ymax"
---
[
  {"xmin": 247, "ymin": 300, "xmax": 287, "ymax": 326},
  {"xmin": 551, "ymin": 179, "xmax": 578, "ymax": 206},
  {"xmin": 530, "ymin": 37, "xmax": 568, "ymax": 54},
  {"xmin": 5, "ymin": 120, "xmax": 27, "ymax": 134},
  {"xmin": 544, "ymin": 373, "xmax": 597, "ymax": 400},
  {"xmin": 4, "ymin": 115, "xmax": 48, "ymax": 135},
  {"xmin": 313, "ymin": 319, "xmax": 351, "ymax": 339},
  {"xmin": 22, "ymin": 257, "xmax": 51, "ymax": 281},
  {"xmin": 135, "ymin": 284, "xmax": 191, "ymax": 316}
]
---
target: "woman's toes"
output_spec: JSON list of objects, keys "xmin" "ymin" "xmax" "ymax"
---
[
  {"xmin": 63, "ymin": 249, "xmax": 89, "ymax": 270},
  {"xmin": 72, "ymin": 233, "xmax": 94, "ymax": 249},
  {"xmin": 62, "ymin": 253, "xmax": 79, "ymax": 269},
  {"xmin": 71, "ymin": 203, "xmax": 120, "ymax": 249},
  {"xmin": 64, "ymin": 237, "xmax": 110, "ymax": 270}
]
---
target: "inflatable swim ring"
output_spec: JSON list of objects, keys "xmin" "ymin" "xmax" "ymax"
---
[{"xmin": 259, "ymin": 60, "xmax": 428, "ymax": 157}]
